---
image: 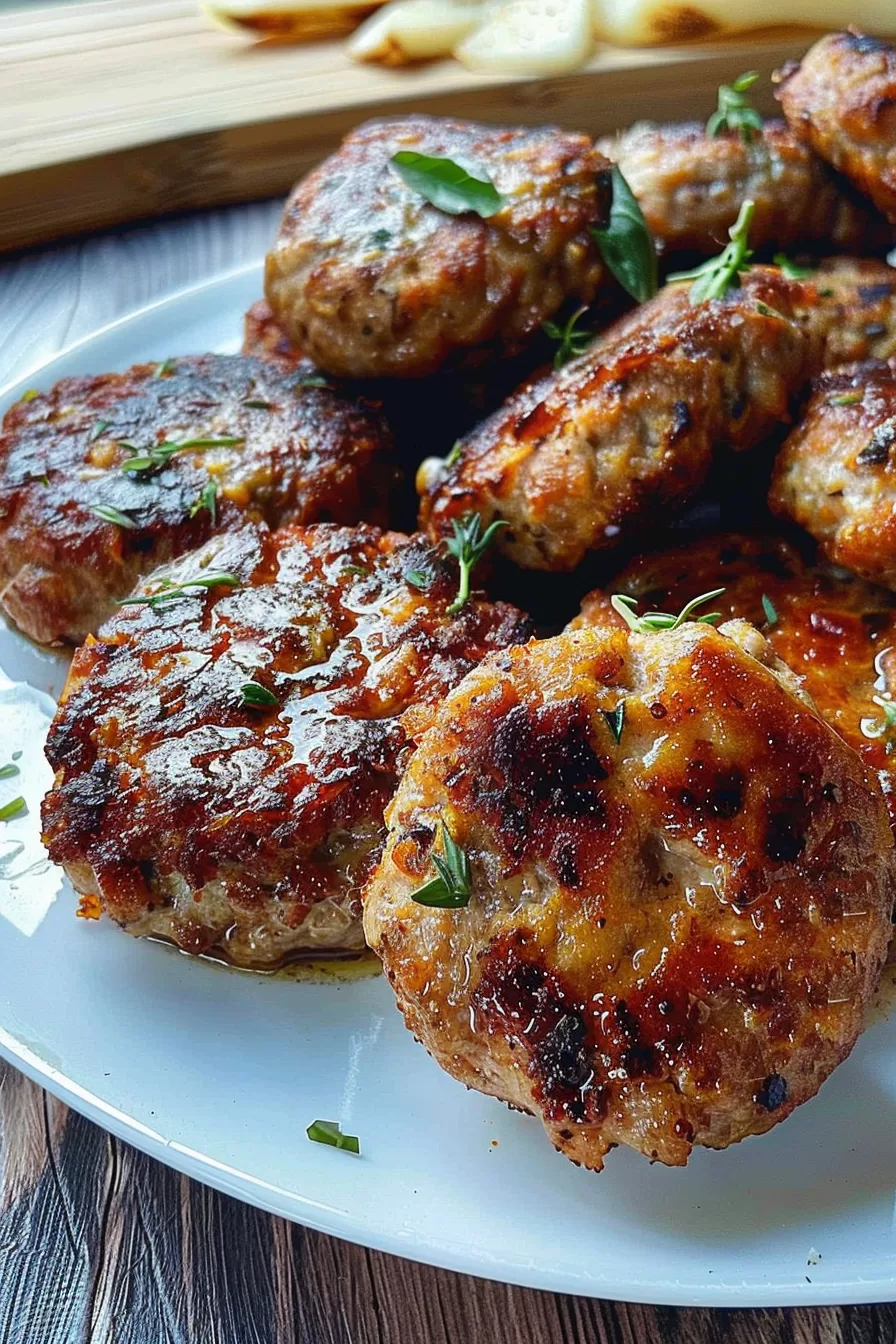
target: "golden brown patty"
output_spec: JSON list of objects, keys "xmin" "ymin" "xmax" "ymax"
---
[
  {"xmin": 794, "ymin": 258, "xmax": 896, "ymax": 367},
  {"xmin": 770, "ymin": 358, "xmax": 896, "ymax": 593},
  {"xmin": 598, "ymin": 119, "xmax": 893, "ymax": 256},
  {"xmin": 419, "ymin": 268, "xmax": 811, "ymax": 572},
  {"xmin": 0, "ymin": 354, "xmax": 396, "ymax": 646},
  {"xmin": 569, "ymin": 531, "xmax": 896, "ymax": 825},
  {"xmin": 364, "ymin": 622, "xmax": 895, "ymax": 1170},
  {"xmin": 776, "ymin": 30, "xmax": 896, "ymax": 223},
  {"xmin": 265, "ymin": 115, "xmax": 611, "ymax": 379},
  {"xmin": 42, "ymin": 522, "xmax": 531, "ymax": 967}
]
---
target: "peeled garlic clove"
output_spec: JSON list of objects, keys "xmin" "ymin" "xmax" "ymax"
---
[
  {"xmin": 201, "ymin": 0, "xmax": 386, "ymax": 42},
  {"xmin": 348, "ymin": 0, "xmax": 482, "ymax": 63},
  {"xmin": 456, "ymin": 0, "xmax": 593, "ymax": 76},
  {"xmin": 590, "ymin": 0, "xmax": 895, "ymax": 45}
]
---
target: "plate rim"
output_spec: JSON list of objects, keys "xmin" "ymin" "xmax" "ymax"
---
[{"xmin": 3, "ymin": 265, "xmax": 896, "ymax": 1309}]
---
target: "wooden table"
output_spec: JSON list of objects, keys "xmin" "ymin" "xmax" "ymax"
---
[{"xmin": 0, "ymin": 202, "xmax": 894, "ymax": 1344}]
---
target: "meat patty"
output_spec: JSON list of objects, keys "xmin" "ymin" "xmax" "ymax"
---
[
  {"xmin": 42, "ymin": 522, "xmax": 531, "ymax": 967},
  {"xmin": 770, "ymin": 357, "xmax": 896, "ymax": 593},
  {"xmin": 419, "ymin": 268, "xmax": 811, "ymax": 571},
  {"xmin": 775, "ymin": 30, "xmax": 896, "ymax": 223},
  {"xmin": 243, "ymin": 299, "xmax": 307, "ymax": 370},
  {"xmin": 598, "ymin": 119, "xmax": 893, "ymax": 257},
  {"xmin": 264, "ymin": 116, "xmax": 612, "ymax": 379},
  {"xmin": 794, "ymin": 258, "xmax": 896, "ymax": 367},
  {"xmin": 364, "ymin": 621, "xmax": 895, "ymax": 1170},
  {"xmin": 0, "ymin": 354, "xmax": 397, "ymax": 646},
  {"xmin": 569, "ymin": 530, "xmax": 896, "ymax": 825}
]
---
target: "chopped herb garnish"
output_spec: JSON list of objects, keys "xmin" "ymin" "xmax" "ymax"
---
[
  {"xmin": 121, "ymin": 437, "xmax": 244, "ymax": 476},
  {"xmin": 611, "ymin": 588, "xmax": 725, "ymax": 634},
  {"xmin": 444, "ymin": 513, "xmax": 508, "ymax": 615},
  {"xmin": 29, "ymin": 473, "xmax": 50, "ymax": 487},
  {"xmin": 91, "ymin": 504, "xmax": 138, "ymax": 530},
  {"xmin": 755, "ymin": 301, "xmax": 787, "ymax": 320},
  {"xmin": 117, "ymin": 571, "xmax": 239, "ymax": 609},
  {"xmin": 0, "ymin": 796, "xmax": 26, "ymax": 823},
  {"xmin": 189, "ymin": 479, "xmax": 218, "ymax": 523},
  {"xmin": 773, "ymin": 253, "xmax": 815, "ymax": 280},
  {"xmin": 830, "ymin": 391, "xmax": 863, "ymax": 407},
  {"xmin": 412, "ymin": 821, "xmax": 472, "ymax": 908},
  {"xmin": 707, "ymin": 71, "xmax": 763, "ymax": 142},
  {"xmin": 591, "ymin": 166, "xmax": 658, "ymax": 304},
  {"xmin": 444, "ymin": 441, "xmax": 463, "ymax": 469},
  {"xmin": 405, "ymin": 565, "xmax": 436, "ymax": 592},
  {"xmin": 761, "ymin": 594, "xmax": 778, "ymax": 627},
  {"xmin": 239, "ymin": 681, "xmax": 279, "ymax": 709},
  {"xmin": 242, "ymin": 397, "xmax": 273, "ymax": 410},
  {"xmin": 602, "ymin": 703, "xmax": 626, "ymax": 744},
  {"xmin": 390, "ymin": 151, "xmax": 505, "ymax": 219},
  {"xmin": 295, "ymin": 374, "xmax": 331, "ymax": 390},
  {"xmin": 306, "ymin": 1119, "xmax": 360, "ymax": 1154},
  {"xmin": 542, "ymin": 305, "xmax": 591, "ymax": 369},
  {"xmin": 668, "ymin": 199, "xmax": 754, "ymax": 303},
  {"xmin": 89, "ymin": 420, "xmax": 112, "ymax": 443},
  {"xmin": 0, "ymin": 761, "xmax": 20, "ymax": 780},
  {"xmin": 20, "ymin": 389, "xmax": 40, "ymax": 403},
  {"xmin": 861, "ymin": 695, "xmax": 896, "ymax": 751},
  {"xmin": 339, "ymin": 564, "xmax": 370, "ymax": 580},
  {"xmin": 153, "ymin": 358, "xmax": 175, "ymax": 378},
  {"xmin": 369, "ymin": 228, "xmax": 392, "ymax": 247},
  {"xmin": 12, "ymin": 751, "xmax": 21, "ymax": 760}
]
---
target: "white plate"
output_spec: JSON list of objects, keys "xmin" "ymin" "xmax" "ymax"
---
[{"xmin": 3, "ymin": 262, "xmax": 896, "ymax": 1309}]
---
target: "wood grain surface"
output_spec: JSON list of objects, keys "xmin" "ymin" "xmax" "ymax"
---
[
  {"xmin": 0, "ymin": 202, "xmax": 894, "ymax": 1344},
  {"xmin": 0, "ymin": 0, "xmax": 812, "ymax": 252}
]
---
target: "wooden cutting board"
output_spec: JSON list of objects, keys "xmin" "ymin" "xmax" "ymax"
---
[{"xmin": 0, "ymin": 0, "xmax": 812, "ymax": 253}]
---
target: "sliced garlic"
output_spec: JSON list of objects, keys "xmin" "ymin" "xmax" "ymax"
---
[
  {"xmin": 201, "ymin": 0, "xmax": 386, "ymax": 42},
  {"xmin": 455, "ymin": 0, "xmax": 593, "ymax": 77},
  {"xmin": 348, "ymin": 0, "xmax": 482, "ymax": 64}
]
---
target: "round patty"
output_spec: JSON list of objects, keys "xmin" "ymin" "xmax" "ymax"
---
[
  {"xmin": 419, "ymin": 268, "xmax": 811, "ymax": 571},
  {"xmin": 42, "ymin": 522, "xmax": 531, "ymax": 968},
  {"xmin": 364, "ymin": 621, "xmax": 895, "ymax": 1169},
  {"xmin": 569, "ymin": 530, "xmax": 896, "ymax": 826},
  {"xmin": 264, "ymin": 115, "xmax": 611, "ymax": 379},
  {"xmin": 0, "ymin": 354, "xmax": 397, "ymax": 645},
  {"xmin": 775, "ymin": 30, "xmax": 896, "ymax": 223},
  {"xmin": 598, "ymin": 119, "xmax": 893, "ymax": 257},
  {"xmin": 770, "ymin": 358, "xmax": 896, "ymax": 591}
]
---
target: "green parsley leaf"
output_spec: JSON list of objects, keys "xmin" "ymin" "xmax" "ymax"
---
[
  {"xmin": 189, "ymin": 479, "xmax": 218, "ymax": 523},
  {"xmin": 773, "ymin": 253, "xmax": 815, "ymax": 280},
  {"xmin": 239, "ymin": 681, "xmax": 279, "ymax": 709},
  {"xmin": 707, "ymin": 71, "xmax": 763, "ymax": 142},
  {"xmin": 444, "ymin": 513, "xmax": 508, "ymax": 615},
  {"xmin": 306, "ymin": 1120, "xmax": 360, "ymax": 1154},
  {"xmin": 369, "ymin": 228, "xmax": 392, "ymax": 247},
  {"xmin": 611, "ymin": 588, "xmax": 725, "ymax": 634},
  {"xmin": 412, "ymin": 822, "xmax": 472, "ymax": 908},
  {"xmin": 390, "ymin": 151, "xmax": 505, "ymax": 219},
  {"xmin": 543, "ymin": 305, "xmax": 592, "ymax": 369},
  {"xmin": 91, "ymin": 505, "xmax": 138, "ymax": 530},
  {"xmin": 591, "ymin": 166, "xmax": 658, "ymax": 304},
  {"xmin": 761, "ymin": 594, "xmax": 778, "ymax": 627},
  {"xmin": 0, "ymin": 796, "xmax": 26, "ymax": 823},
  {"xmin": 88, "ymin": 420, "xmax": 112, "ymax": 443},
  {"xmin": 405, "ymin": 566, "xmax": 436, "ymax": 592},
  {"xmin": 117, "ymin": 571, "xmax": 239, "ymax": 609},
  {"xmin": 602, "ymin": 703, "xmax": 626, "ymax": 744},
  {"xmin": 668, "ymin": 199, "xmax": 755, "ymax": 303},
  {"xmin": 20, "ymin": 389, "xmax": 40, "ymax": 402}
]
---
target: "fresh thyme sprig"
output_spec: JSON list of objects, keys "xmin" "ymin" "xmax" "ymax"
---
[
  {"xmin": 189, "ymin": 479, "xmax": 218, "ymax": 523},
  {"xmin": 444, "ymin": 513, "xmax": 508, "ymax": 615},
  {"xmin": 117, "ymin": 571, "xmax": 239, "ymax": 609},
  {"xmin": 543, "ymin": 305, "xmax": 591, "ymax": 369},
  {"xmin": 668, "ymin": 200, "xmax": 755, "ymax": 303},
  {"xmin": 121, "ymin": 436, "xmax": 244, "ymax": 476},
  {"xmin": 611, "ymin": 588, "xmax": 725, "ymax": 634},
  {"xmin": 411, "ymin": 821, "xmax": 472, "ymax": 909},
  {"xmin": 706, "ymin": 72, "xmax": 763, "ymax": 142}
]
